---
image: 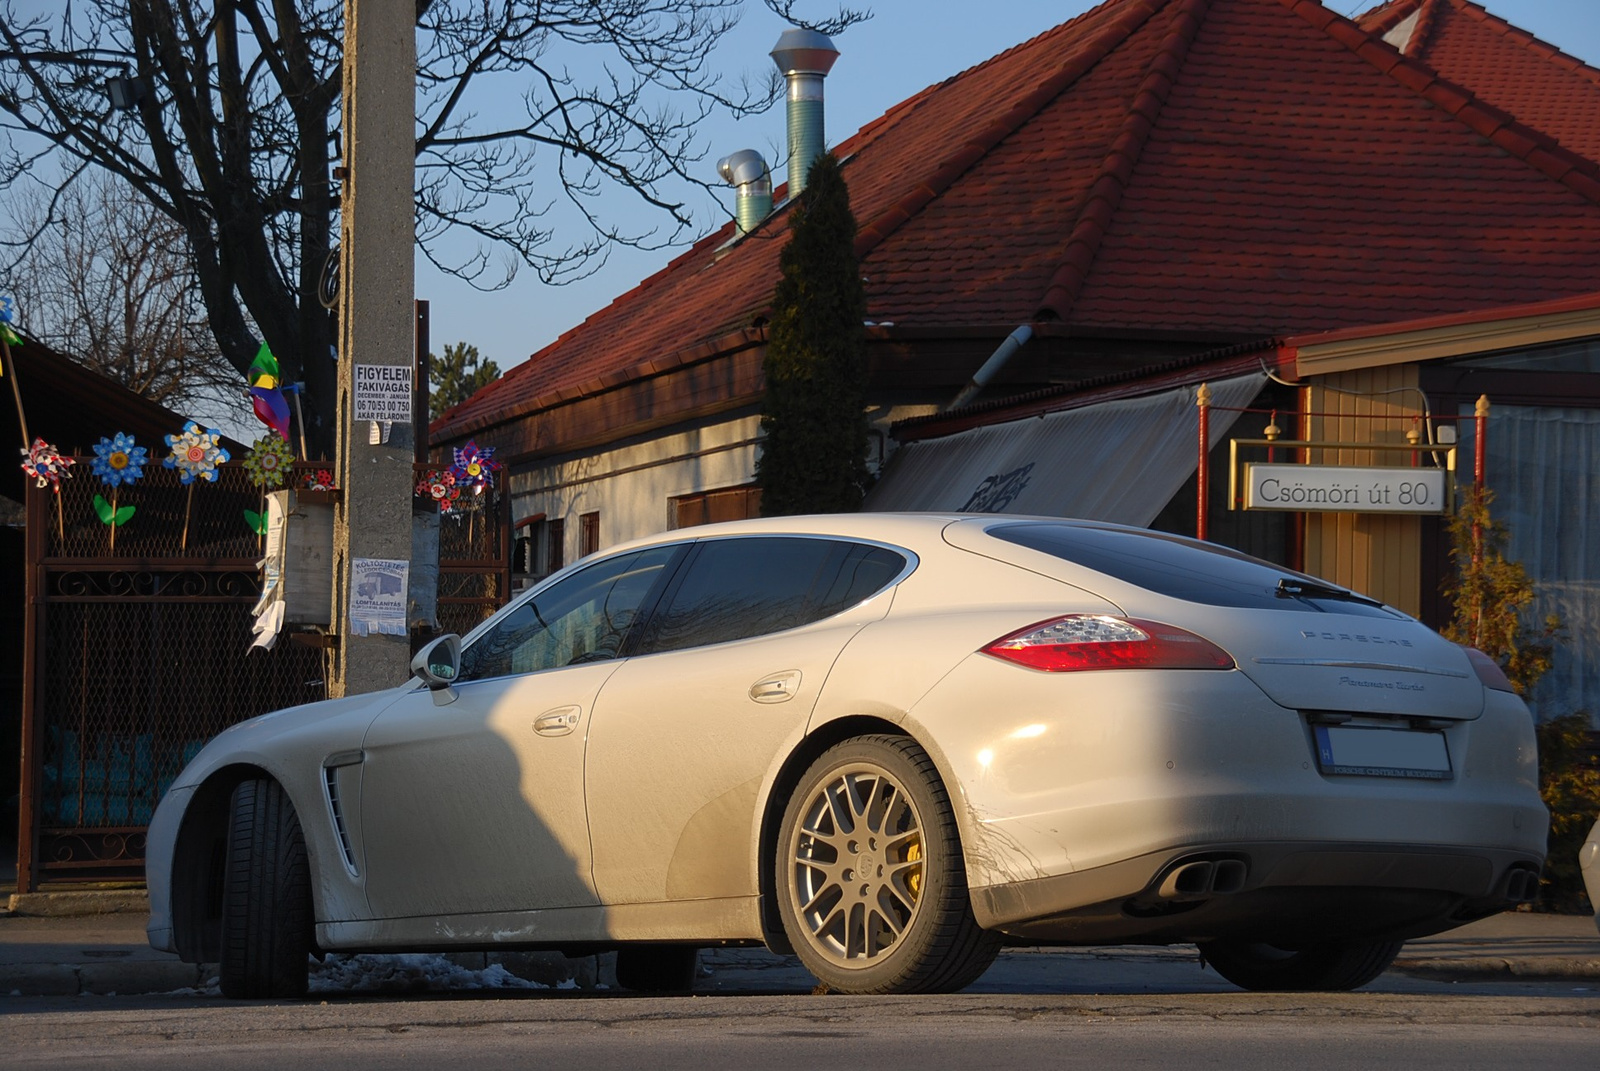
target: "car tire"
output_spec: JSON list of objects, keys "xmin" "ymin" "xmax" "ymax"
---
[
  {"xmin": 219, "ymin": 778, "xmax": 312, "ymax": 999},
  {"xmin": 1200, "ymin": 937, "xmax": 1403, "ymax": 992},
  {"xmin": 775, "ymin": 734, "xmax": 1001, "ymax": 994},
  {"xmin": 615, "ymin": 945, "xmax": 699, "ymax": 993}
]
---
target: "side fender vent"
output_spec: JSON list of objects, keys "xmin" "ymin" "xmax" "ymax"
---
[{"xmin": 323, "ymin": 765, "xmax": 360, "ymax": 877}]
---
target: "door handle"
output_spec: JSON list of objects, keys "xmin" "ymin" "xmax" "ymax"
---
[
  {"xmin": 534, "ymin": 706, "xmax": 582, "ymax": 736},
  {"xmin": 750, "ymin": 670, "xmax": 802, "ymax": 704}
]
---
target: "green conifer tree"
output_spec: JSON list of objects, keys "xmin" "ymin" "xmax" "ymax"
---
[
  {"xmin": 429, "ymin": 341, "xmax": 501, "ymax": 421},
  {"xmin": 756, "ymin": 153, "xmax": 870, "ymax": 516}
]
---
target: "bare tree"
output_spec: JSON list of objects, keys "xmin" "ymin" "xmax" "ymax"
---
[
  {"xmin": 4, "ymin": 170, "xmax": 247, "ymax": 421},
  {"xmin": 0, "ymin": 1, "xmax": 867, "ymax": 454}
]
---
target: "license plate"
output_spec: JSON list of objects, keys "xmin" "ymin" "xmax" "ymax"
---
[{"xmin": 1313, "ymin": 724, "xmax": 1452, "ymax": 780}]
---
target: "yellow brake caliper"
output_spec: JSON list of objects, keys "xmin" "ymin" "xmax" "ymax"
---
[{"xmin": 905, "ymin": 837, "xmax": 922, "ymax": 901}]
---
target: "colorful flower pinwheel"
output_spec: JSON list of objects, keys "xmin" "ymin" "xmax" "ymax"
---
[
  {"xmin": 303, "ymin": 469, "xmax": 337, "ymax": 491},
  {"xmin": 242, "ymin": 433, "xmax": 294, "ymax": 489},
  {"xmin": 91, "ymin": 433, "xmax": 148, "ymax": 488},
  {"xmin": 0, "ymin": 294, "xmax": 19, "ymax": 346},
  {"xmin": 416, "ymin": 468, "xmax": 461, "ymax": 513},
  {"xmin": 164, "ymin": 421, "xmax": 230, "ymax": 484},
  {"xmin": 20, "ymin": 438, "xmax": 72, "ymax": 491},
  {"xmin": 449, "ymin": 439, "xmax": 501, "ymax": 503}
]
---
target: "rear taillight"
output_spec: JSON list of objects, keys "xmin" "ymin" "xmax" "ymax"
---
[
  {"xmin": 1462, "ymin": 646, "xmax": 1516, "ymax": 693},
  {"xmin": 982, "ymin": 615, "xmax": 1235, "ymax": 672}
]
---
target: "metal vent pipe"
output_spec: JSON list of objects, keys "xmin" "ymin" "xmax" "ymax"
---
[
  {"xmin": 717, "ymin": 149, "xmax": 772, "ymax": 233},
  {"xmin": 770, "ymin": 28, "xmax": 839, "ymax": 197}
]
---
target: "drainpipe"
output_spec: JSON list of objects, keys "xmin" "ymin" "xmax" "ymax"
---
[
  {"xmin": 717, "ymin": 150, "xmax": 772, "ymax": 234},
  {"xmin": 770, "ymin": 28, "xmax": 839, "ymax": 197},
  {"xmin": 945, "ymin": 325, "xmax": 1034, "ymax": 412}
]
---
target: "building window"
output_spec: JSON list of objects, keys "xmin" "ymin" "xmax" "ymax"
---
[
  {"xmin": 580, "ymin": 511, "xmax": 600, "ymax": 558},
  {"xmin": 547, "ymin": 518, "xmax": 565, "ymax": 575},
  {"xmin": 671, "ymin": 484, "xmax": 763, "ymax": 529}
]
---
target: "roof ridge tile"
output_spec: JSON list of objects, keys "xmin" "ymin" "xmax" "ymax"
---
[
  {"xmin": 853, "ymin": 0, "xmax": 1176, "ymax": 260},
  {"xmin": 1407, "ymin": 0, "xmax": 1445, "ymax": 59},
  {"xmin": 1357, "ymin": 1, "xmax": 1417, "ymax": 37},
  {"xmin": 1035, "ymin": 0, "xmax": 1210, "ymax": 321}
]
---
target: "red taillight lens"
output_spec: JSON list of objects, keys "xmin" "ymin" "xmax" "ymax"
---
[
  {"xmin": 982, "ymin": 615, "xmax": 1235, "ymax": 672},
  {"xmin": 1462, "ymin": 646, "xmax": 1516, "ymax": 693}
]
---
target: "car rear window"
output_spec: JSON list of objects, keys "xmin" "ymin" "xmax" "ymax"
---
[
  {"xmin": 638, "ymin": 537, "xmax": 907, "ymax": 654},
  {"xmin": 989, "ymin": 522, "xmax": 1404, "ymax": 617}
]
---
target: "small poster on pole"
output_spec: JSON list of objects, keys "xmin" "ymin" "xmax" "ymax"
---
[
  {"xmin": 353, "ymin": 363, "xmax": 414, "ymax": 423},
  {"xmin": 350, "ymin": 557, "xmax": 409, "ymax": 636}
]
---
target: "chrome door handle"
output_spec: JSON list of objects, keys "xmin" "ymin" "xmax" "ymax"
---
[
  {"xmin": 534, "ymin": 706, "xmax": 582, "ymax": 736},
  {"xmin": 750, "ymin": 670, "xmax": 802, "ymax": 704}
]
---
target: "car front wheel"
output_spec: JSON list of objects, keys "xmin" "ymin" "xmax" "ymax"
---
[
  {"xmin": 775, "ymin": 735, "xmax": 1000, "ymax": 994},
  {"xmin": 1200, "ymin": 937, "xmax": 1403, "ymax": 991},
  {"xmin": 218, "ymin": 778, "xmax": 312, "ymax": 999}
]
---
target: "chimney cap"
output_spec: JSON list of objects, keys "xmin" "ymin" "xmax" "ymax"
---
[
  {"xmin": 718, "ymin": 149, "xmax": 771, "ymax": 186},
  {"xmin": 770, "ymin": 28, "xmax": 838, "ymax": 77}
]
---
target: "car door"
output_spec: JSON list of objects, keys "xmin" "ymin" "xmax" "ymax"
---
[
  {"xmin": 585, "ymin": 536, "xmax": 908, "ymax": 906},
  {"xmin": 356, "ymin": 544, "xmax": 682, "ymax": 920}
]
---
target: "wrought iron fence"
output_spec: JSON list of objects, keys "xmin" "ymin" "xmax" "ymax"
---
[{"xmin": 20, "ymin": 456, "xmax": 510, "ymax": 887}]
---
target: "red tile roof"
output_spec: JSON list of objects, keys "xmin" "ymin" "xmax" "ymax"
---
[
  {"xmin": 436, "ymin": 0, "xmax": 1600, "ymax": 444},
  {"xmin": 1358, "ymin": 1, "xmax": 1600, "ymax": 162}
]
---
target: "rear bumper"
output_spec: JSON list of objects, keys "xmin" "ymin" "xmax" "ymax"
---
[{"xmin": 974, "ymin": 840, "xmax": 1545, "ymax": 944}]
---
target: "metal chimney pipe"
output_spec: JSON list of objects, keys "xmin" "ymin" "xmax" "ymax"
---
[
  {"xmin": 770, "ymin": 28, "xmax": 839, "ymax": 197},
  {"xmin": 718, "ymin": 149, "xmax": 773, "ymax": 233}
]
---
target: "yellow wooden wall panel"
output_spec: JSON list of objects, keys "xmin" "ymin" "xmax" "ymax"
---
[{"xmin": 1299, "ymin": 367, "xmax": 1424, "ymax": 616}]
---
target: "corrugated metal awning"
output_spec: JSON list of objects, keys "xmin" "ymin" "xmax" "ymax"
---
[{"xmin": 865, "ymin": 372, "xmax": 1266, "ymax": 525}]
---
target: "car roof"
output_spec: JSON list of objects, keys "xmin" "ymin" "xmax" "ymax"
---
[{"xmin": 590, "ymin": 512, "xmax": 1149, "ymax": 559}]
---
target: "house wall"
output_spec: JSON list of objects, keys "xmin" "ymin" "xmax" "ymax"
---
[
  {"xmin": 1303, "ymin": 364, "xmax": 1427, "ymax": 616},
  {"xmin": 509, "ymin": 415, "xmax": 764, "ymax": 565}
]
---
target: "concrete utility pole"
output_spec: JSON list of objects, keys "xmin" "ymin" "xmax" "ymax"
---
[{"xmin": 330, "ymin": 0, "xmax": 416, "ymax": 697}]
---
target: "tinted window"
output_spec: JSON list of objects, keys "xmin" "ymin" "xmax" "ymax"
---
[
  {"xmin": 640, "ymin": 537, "xmax": 906, "ymax": 654},
  {"xmin": 991, "ymin": 522, "xmax": 1404, "ymax": 618},
  {"xmin": 459, "ymin": 545, "xmax": 679, "ymax": 681}
]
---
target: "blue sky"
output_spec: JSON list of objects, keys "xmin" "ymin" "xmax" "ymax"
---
[{"xmin": 419, "ymin": 0, "xmax": 1600, "ymax": 381}]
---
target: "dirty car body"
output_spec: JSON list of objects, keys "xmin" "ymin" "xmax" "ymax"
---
[{"xmin": 146, "ymin": 514, "xmax": 1548, "ymax": 997}]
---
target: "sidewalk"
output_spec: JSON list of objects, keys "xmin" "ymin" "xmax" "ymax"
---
[{"xmin": 3, "ymin": 891, "xmax": 1598, "ymax": 998}]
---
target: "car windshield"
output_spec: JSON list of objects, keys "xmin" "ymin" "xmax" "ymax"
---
[{"xmin": 989, "ymin": 522, "xmax": 1406, "ymax": 618}]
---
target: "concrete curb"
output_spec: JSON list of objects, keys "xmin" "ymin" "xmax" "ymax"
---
[
  {"xmin": 7, "ymin": 891, "xmax": 151, "ymax": 918},
  {"xmin": 1394, "ymin": 955, "xmax": 1600, "ymax": 982},
  {"xmin": 2, "ymin": 961, "xmax": 216, "ymax": 997}
]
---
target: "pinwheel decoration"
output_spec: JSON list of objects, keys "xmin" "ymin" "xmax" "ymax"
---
[
  {"xmin": 243, "ymin": 433, "xmax": 296, "ymax": 535},
  {"xmin": 448, "ymin": 439, "xmax": 501, "ymax": 510},
  {"xmin": 248, "ymin": 341, "xmax": 292, "ymax": 442},
  {"xmin": 164, "ymin": 421, "xmax": 231, "ymax": 549},
  {"xmin": 20, "ymin": 437, "xmax": 73, "ymax": 542},
  {"xmin": 416, "ymin": 467, "xmax": 461, "ymax": 514},
  {"xmin": 164, "ymin": 421, "xmax": 230, "ymax": 484},
  {"xmin": 0, "ymin": 293, "xmax": 19, "ymax": 348},
  {"xmin": 90, "ymin": 432, "xmax": 147, "ymax": 549},
  {"xmin": 20, "ymin": 437, "xmax": 72, "ymax": 491},
  {"xmin": 243, "ymin": 433, "xmax": 294, "ymax": 490},
  {"xmin": 303, "ymin": 468, "xmax": 337, "ymax": 492}
]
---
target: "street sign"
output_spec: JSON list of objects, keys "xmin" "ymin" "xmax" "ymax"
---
[{"xmin": 1243, "ymin": 464, "xmax": 1448, "ymax": 514}]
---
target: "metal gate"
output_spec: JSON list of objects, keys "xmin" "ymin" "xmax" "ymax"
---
[{"xmin": 18, "ymin": 459, "xmax": 510, "ymax": 890}]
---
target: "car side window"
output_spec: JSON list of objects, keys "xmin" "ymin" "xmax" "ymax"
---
[
  {"xmin": 458, "ymin": 545, "xmax": 680, "ymax": 682},
  {"xmin": 638, "ymin": 537, "xmax": 906, "ymax": 654}
]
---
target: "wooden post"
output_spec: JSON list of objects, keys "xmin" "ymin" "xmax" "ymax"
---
[
  {"xmin": 1196, "ymin": 382, "xmax": 1212, "ymax": 541},
  {"xmin": 1474, "ymin": 394, "xmax": 1489, "ymax": 488},
  {"xmin": 1472, "ymin": 394, "xmax": 1490, "ymax": 566}
]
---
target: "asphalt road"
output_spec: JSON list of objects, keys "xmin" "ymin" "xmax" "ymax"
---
[{"xmin": 4, "ymin": 953, "xmax": 1597, "ymax": 1071}]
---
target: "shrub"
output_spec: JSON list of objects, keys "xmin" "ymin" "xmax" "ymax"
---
[{"xmin": 1442, "ymin": 485, "xmax": 1593, "ymax": 911}]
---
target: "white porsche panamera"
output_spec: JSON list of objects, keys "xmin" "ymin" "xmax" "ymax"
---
[{"xmin": 145, "ymin": 514, "xmax": 1548, "ymax": 998}]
